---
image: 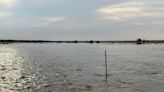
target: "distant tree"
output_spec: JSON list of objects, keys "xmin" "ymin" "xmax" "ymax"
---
[
  {"xmin": 89, "ymin": 40, "xmax": 93, "ymax": 43},
  {"xmin": 96, "ymin": 41, "xmax": 100, "ymax": 43},
  {"xmin": 74, "ymin": 40, "xmax": 78, "ymax": 43},
  {"xmin": 136, "ymin": 38, "xmax": 142, "ymax": 44},
  {"xmin": 136, "ymin": 38, "xmax": 142, "ymax": 42}
]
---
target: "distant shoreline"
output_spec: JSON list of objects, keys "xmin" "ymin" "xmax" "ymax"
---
[{"xmin": 1, "ymin": 39, "xmax": 164, "ymax": 44}]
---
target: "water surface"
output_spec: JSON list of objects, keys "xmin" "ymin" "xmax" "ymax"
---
[{"xmin": 0, "ymin": 43, "xmax": 164, "ymax": 92}]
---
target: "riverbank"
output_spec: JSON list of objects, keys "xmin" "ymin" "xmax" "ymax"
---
[{"xmin": 1, "ymin": 39, "xmax": 164, "ymax": 44}]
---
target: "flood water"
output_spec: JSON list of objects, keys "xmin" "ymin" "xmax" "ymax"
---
[{"xmin": 0, "ymin": 43, "xmax": 164, "ymax": 92}]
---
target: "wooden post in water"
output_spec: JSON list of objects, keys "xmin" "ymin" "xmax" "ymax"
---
[{"xmin": 105, "ymin": 50, "xmax": 108, "ymax": 81}]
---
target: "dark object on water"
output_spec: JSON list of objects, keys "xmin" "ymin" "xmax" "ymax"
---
[
  {"xmin": 89, "ymin": 40, "xmax": 94, "ymax": 43},
  {"xmin": 136, "ymin": 42, "xmax": 142, "ymax": 44},
  {"xmin": 136, "ymin": 38, "xmax": 142, "ymax": 44},
  {"xmin": 20, "ymin": 76, "xmax": 26, "ymax": 79},
  {"xmin": 74, "ymin": 40, "xmax": 78, "ymax": 43},
  {"xmin": 44, "ymin": 84, "xmax": 50, "ymax": 87},
  {"xmin": 1, "ymin": 76, "xmax": 5, "ymax": 79},
  {"xmin": 96, "ymin": 41, "xmax": 100, "ymax": 43}
]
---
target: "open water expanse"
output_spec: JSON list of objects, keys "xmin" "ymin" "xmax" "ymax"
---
[{"xmin": 0, "ymin": 43, "xmax": 164, "ymax": 92}]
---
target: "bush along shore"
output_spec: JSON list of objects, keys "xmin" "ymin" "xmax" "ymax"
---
[{"xmin": 1, "ymin": 39, "xmax": 164, "ymax": 44}]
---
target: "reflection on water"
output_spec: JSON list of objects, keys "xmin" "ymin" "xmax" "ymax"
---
[
  {"xmin": 0, "ymin": 46, "xmax": 48, "ymax": 92},
  {"xmin": 0, "ymin": 47, "xmax": 24, "ymax": 92}
]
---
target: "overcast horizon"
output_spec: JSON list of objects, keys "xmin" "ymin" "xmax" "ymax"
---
[{"xmin": 0, "ymin": 0, "xmax": 164, "ymax": 40}]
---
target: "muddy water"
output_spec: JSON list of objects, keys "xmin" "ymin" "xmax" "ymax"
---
[{"xmin": 0, "ymin": 43, "xmax": 164, "ymax": 92}]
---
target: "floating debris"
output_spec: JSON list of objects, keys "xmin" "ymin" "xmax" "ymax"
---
[
  {"xmin": 1, "ymin": 76, "xmax": 5, "ymax": 79},
  {"xmin": 44, "ymin": 84, "xmax": 50, "ymax": 87},
  {"xmin": 20, "ymin": 76, "xmax": 26, "ymax": 79}
]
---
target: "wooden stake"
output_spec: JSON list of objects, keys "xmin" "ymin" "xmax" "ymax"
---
[{"xmin": 105, "ymin": 50, "xmax": 108, "ymax": 81}]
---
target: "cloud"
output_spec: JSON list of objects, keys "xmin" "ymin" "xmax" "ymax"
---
[
  {"xmin": 0, "ymin": 0, "xmax": 17, "ymax": 8},
  {"xmin": 97, "ymin": 1, "xmax": 163, "ymax": 21},
  {"xmin": 0, "ymin": 11, "xmax": 11, "ymax": 17},
  {"xmin": 31, "ymin": 16, "xmax": 66, "ymax": 27},
  {"xmin": 29, "ymin": 0, "xmax": 63, "ymax": 6},
  {"xmin": 0, "ymin": 0, "xmax": 19, "ymax": 17},
  {"xmin": 41, "ymin": 17, "xmax": 65, "ymax": 22}
]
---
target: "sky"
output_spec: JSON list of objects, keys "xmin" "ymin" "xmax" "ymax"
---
[{"xmin": 0, "ymin": 0, "xmax": 164, "ymax": 40}]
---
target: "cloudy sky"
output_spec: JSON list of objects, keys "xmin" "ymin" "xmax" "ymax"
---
[{"xmin": 0, "ymin": 0, "xmax": 164, "ymax": 40}]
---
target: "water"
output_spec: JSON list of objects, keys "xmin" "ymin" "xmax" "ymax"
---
[{"xmin": 0, "ymin": 43, "xmax": 164, "ymax": 92}]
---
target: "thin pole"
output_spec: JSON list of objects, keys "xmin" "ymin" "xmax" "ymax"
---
[{"xmin": 105, "ymin": 50, "xmax": 108, "ymax": 81}]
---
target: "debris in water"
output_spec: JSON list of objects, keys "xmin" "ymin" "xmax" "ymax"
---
[
  {"xmin": 20, "ymin": 76, "xmax": 26, "ymax": 79},
  {"xmin": 1, "ymin": 76, "xmax": 5, "ymax": 79},
  {"xmin": 44, "ymin": 84, "xmax": 50, "ymax": 87},
  {"xmin": 85, "ymin": 85, "xmax": 92, "ymax": 90}
]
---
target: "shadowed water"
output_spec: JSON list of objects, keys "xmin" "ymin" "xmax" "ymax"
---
[{"xmin": 0, "ymin": 43, "xmax": 164, "ymax": 92}]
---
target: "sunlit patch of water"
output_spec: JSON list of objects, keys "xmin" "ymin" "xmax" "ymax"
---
[
  {"xmin": 0, "ymin": 47, "xmax": 24, "ymax": 91},
  {"xmin": 0, "ymin": 46, "xmax": 48, "ymax": 92}
]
